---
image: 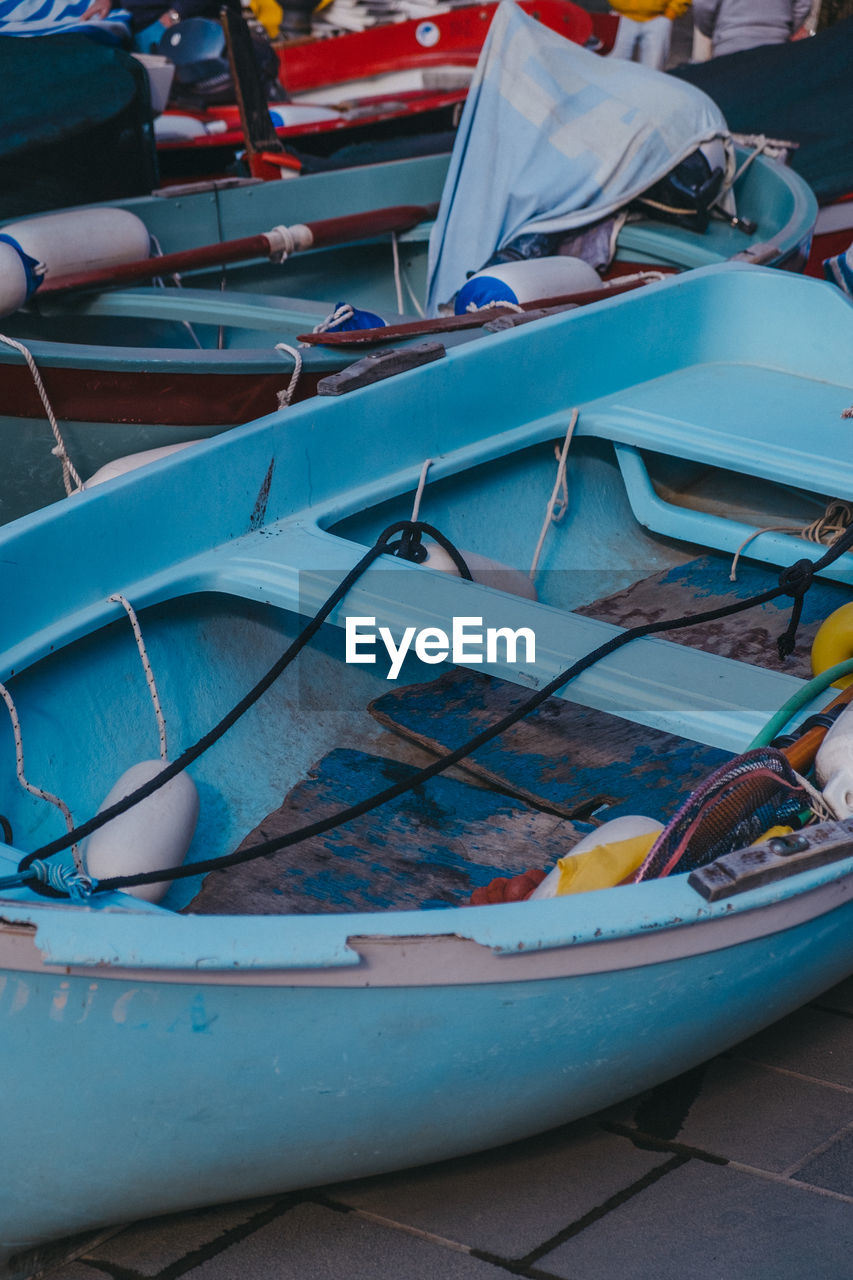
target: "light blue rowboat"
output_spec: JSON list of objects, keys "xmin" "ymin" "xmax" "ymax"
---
[
  {"xmin": 0, "ymin": 143, "xmax": 817, "ymax": 524},
  {"xmin": 1, "ymin": 265, "xmax": 853, "ymax": 1275}
]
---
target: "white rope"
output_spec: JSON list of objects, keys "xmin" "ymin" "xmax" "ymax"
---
[
  {"xmin": 636, "ymin": 195, "xmax": 701, "ymax": 217},
  {"xmin": 150, "ymin": 234, "xmax": 203, "ymax": 350},
  {"xmin": 391, "ymin": 231, "xmax": 405, "ymax": 315},
  {"xmin": 731, "ymin": 136, "xmax": 771, "ymax": 187},
  {"xmin": 802, "ymin": 499, "xmax": 853, "ymax": 545},
  {"xmin": 465, "ymin": 298, "xmax": 524, "ymax": 314},
  {"xmin": 311, "ymin": 303, "xmax": 355, "ymax": 335},
  {"xmin": 794, "ymin": 769, "xmax": 838, "ymax": 823},
  {"xmin": 388, "ymin": 232, "xmax": 426, "ymax": 317},
  {"xmin": 0, "ymin": 680, "xmax": 80, "ymax": 868},
  {"xmin": 265, "ymin": 224, "xmax": 298, "ymax": 264},
  {"xmin": 410, "ymin": 457, "xmax": 433, "ymax": 522},
  {"xmin": 0, "ymin": 334, "xmax": 84, "ymax": 496},
  {"xmin": 731, "ymin": 133, "xmax": 799, "ymax": 168},
  {"xmin": 403, "ymin": 267, "xmax": 425, "ymax": 318},
  {"xmin": 729, "ymin": 499, "xmax": 853, "ymax": 581},
  {"xmin": 529, "ymin": 409, "xmax": 579, "ymax": 579},
  {"xmin": 274, "ymin": 343, "xmax": 303, "ymax": 407},
  {"xmin": 601, "ymin": 270, "xmax": 667, "ymax": 287},
  {"xmin": 109, "ymin": 594, "xmax": 168, "ymax": 762}
]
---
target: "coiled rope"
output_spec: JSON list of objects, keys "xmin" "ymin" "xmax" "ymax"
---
[{"xmin": 730, "ymin": 499, "xmax": 853, "ymax": 580}]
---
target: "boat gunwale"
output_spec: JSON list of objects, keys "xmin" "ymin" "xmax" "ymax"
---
[{"xmin": 2, "ymin": 839, "xmax": 853, "ymax": 981}]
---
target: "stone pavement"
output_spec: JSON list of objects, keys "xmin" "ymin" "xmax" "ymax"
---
[{"xmin": 39, "ymin": 975, "xmax": 853, "ymax": 1280}]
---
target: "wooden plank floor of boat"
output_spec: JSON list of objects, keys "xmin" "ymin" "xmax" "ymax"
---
[{"xmin": 185, "ymin": 555, "xmax": 852, "ymax": 916}]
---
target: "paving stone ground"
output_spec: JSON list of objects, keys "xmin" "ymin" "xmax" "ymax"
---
[{"xmin": 35, "ymin": 976, "xmax": 853, "ymax": 1280}]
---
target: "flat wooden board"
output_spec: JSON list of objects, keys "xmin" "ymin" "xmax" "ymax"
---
[
  {"xmin": 370, "ymin": 669, "xmax": 730, "ymax": 822},
  {"xmin": 186, "ymin": 748, "xmax": 582, "ymax": 916},
  {"xmin": 368, "ymin": 555, "xmax": 848, "ymax": 817},
  {"xmin": 575, "ymin": 553, "xmax": 851, "ymax": 680}
]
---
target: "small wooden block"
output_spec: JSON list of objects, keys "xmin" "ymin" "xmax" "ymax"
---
[
  {"xmin": 317, "ymin": 342, "xmax": 445, "ymax": 395},
  {"xmin": 688, "ymin": 819, "xmax": 853, "ymax": 900}
]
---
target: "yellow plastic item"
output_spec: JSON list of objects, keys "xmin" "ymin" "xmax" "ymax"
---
[
  {"xmin": 554, "ymin": 830, "xmax": 658, "ymax": 895},
  {"xmin": 250, "ymin": 0, "xmax": 284, "ymax": 38},
  {"xmin": 751, "ymin": 825, "xmax": 794, "ymax": 844},
  {"xmin": 811, "ymin": 602, "xmax": 853, "ymax": 688}
]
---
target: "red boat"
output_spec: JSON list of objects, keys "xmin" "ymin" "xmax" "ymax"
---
[
  {"xmin": 271, "ymin": 0, "xmax": 603, "ymax": 94},
  {"xmin": 155, "ymin": 1, "xmax": 615, "ymax": 181}
]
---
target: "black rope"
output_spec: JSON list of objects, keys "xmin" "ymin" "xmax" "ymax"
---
[
  {"xmin": 775, "ymin": 523, "xmax": 853, "ymax": 657},
  {"xmin": 385, "ymin": 519, "xmax": 473, "ymax": 579},
  {"xmin": 19, "ymin": 521, "xmax": 410, "ymax": 872},
  {"xmin": 19, "ymin": 516, "xmax": 853, "ymax": 895},
  {"xmin": 93, "ymin": 581, "xmax": 794, "ymax": 893}
]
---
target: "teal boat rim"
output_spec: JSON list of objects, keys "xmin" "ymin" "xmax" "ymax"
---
[{"xmin": 1, "ymin": 838, "xmax": 853, "ymax": 977}]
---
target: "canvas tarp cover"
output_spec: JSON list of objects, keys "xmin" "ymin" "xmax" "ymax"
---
[
  {"xmin": 427, "ymin": 1, "xmax": 731, "ymax": 314},
  {"xmin": 0, "ymin": 35, "xmax": 157, "ymax": 216},
  {"xmin": 674, "ymin": 18, "xmax": 853, "ymax": 204}
]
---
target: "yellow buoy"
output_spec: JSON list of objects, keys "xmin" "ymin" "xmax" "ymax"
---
[{"xmin": 811, "ymin": 602, "xmax": 853, "ymax": 688}]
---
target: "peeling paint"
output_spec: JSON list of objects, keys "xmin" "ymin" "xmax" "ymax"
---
[
  {"xmin": 49, "ymin": 979, "xmax": 70, "ymax": 1022},
  {"xmin": 250, "ymin": 459, "xmax": 275, "ymax": 531}
]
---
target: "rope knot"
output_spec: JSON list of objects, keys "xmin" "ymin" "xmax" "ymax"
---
[
  {"xmin": 312, "ymin": 304, "xmax": 355, "ymax": 335},
  {"xmin": 776, "ymin": 558, "xmax": 814, "ymax": 660},
  {"xmin": 28, "ymin": 858, "xmax": 95, "ymax": 901},
  {"xmin": 778, "ymin": 558, "xmax": 814, "ymax": 598}
]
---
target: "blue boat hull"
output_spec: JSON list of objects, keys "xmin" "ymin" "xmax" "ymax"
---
[{"xmin": 3, "ymin": 875, "xmax": 853, "ymax": 1268}]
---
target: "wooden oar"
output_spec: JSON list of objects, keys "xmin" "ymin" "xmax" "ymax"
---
[
  {"xmin": 220, "ymin": 6, "xmax": 300, "ymax": 179},
  {"xmin": 297, "ymin": 274, "xmax": 660, "ymax": 345},
  {"xmin": 782, "ymin": 681, "xmax": 853, "ymax": 774},
  {"xmin": 36, "ymin": 204, "xmax": 439, "ymax": 298}
]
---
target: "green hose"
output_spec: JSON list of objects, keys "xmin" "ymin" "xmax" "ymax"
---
[{"xmin": 748, "ymin": 657, "xmax": 853, "ymax": 749}]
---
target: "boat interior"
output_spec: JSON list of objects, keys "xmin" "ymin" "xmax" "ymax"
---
[
  {"xmin": 4, "ymin": 139, "xmax": 814, "ymax": 358},
  {"xmin": 1, "ymin": 267, "xmax": 852, "ymax": 921}
]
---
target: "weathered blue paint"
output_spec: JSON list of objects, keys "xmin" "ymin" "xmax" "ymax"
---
[{"xmin": 370, "ymin": 668, "xmax": 731, "ymax": 821}]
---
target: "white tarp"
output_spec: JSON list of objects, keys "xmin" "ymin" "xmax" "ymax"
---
[{"xmin": 427, "ymin": 1, "xmax": 733, "ymax": 314}]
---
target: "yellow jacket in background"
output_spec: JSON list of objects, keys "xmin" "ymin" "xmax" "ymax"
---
[
  {"xmin": 610, "ymin": 0, "xmax": 692, "ymax": 20},
  {"xmin": 251, "ymin": 0, "xmax": 284, "ymax": 38}
]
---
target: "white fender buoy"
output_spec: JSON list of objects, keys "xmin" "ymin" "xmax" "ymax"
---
[
  {"xmin": 84, "ymin": 760, "xmax": 199, "ymax": 903},
  {"xmin": 154, "ymin": 114, "xmax": 231, "ymax": 140},
  {"xmin": 153, "ymin": 113, "xmax": 208, "ymax": 141},
  {"xmin": 816, "ymin": 702, "xmax": 853, "ymax": 818},
  {"xmin": 269, "ymin": 104, "xmax": 344, "ymax": 127},
  {"xmin": 421, "ymin": 542, "xmax": 538, "ymax": 601},
  {"xmin": 528, "ymin": 814, "xmax": 664, "ymax": 899},
  {"xmin": 0, "ymin": 238, "xmax": 33, "ymax": 316},
  {"xmin": 3, "ymin": 208, "xmax": 152, "ymax": 282},
  {"xmin": 454, "ymin": 256, "xmax": 602, "ymax": 315},
  {"xmin": 83, "ymin": 440, "xmax": 201, "ymax": 489}
]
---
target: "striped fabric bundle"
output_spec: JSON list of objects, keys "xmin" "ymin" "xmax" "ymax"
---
[
  {"xmin": 824, "ymin": 243, "xmax": 853, "ymax": 298},
  {"xmin": 0, "ymin": 0, "xmax": 131, "ymax": 41},
  {"xmin": 633, "ymin": 748, "xmax": 809, "ymax": 882}
]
